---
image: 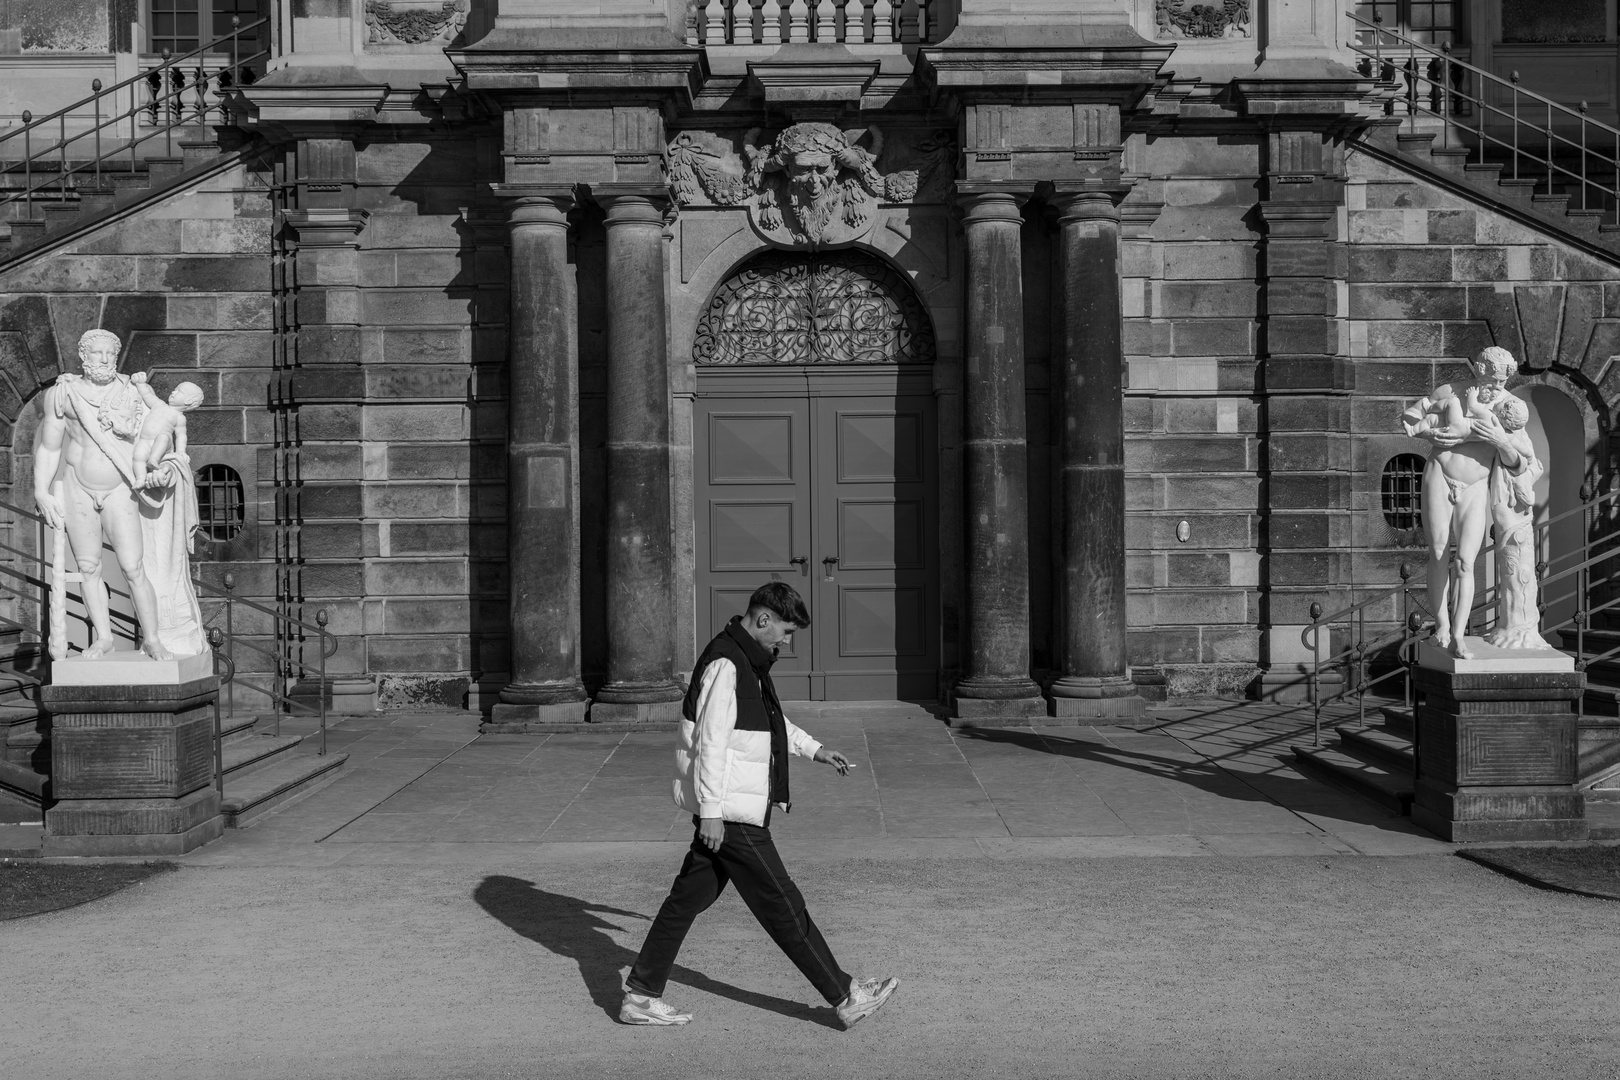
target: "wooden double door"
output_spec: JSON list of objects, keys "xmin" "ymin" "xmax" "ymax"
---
[{"xmin": 695, "ymin": 368, "xmax": 939, "ymax": 700}]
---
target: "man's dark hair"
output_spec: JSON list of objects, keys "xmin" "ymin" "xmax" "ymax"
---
[{"xmin": 748, "ymin": 582, "xmax": 811, "ymax": 629}]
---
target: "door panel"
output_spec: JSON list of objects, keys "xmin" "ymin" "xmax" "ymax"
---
[
  {"xmin": 814, "ymin": 394, "xmax": 938, "ymax": 699},
  {"xmin": 696, "ymin": 397, "xmax": 813, "ymax": 695},
  {"xmin": 696, "ymin": 376, "xmax": 937, "ymax": 700}
]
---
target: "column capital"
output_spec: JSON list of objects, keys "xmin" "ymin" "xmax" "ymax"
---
[
  {"xmin": 954, "ymin": 185, "xmax": 1030, "ymax": 224},
  {"xmin": 490, "ymin": 183, "xmax": 577, "ymax": 226},
  {"xmin": 593, "ymin": 184, "xmax": 670, "ymax": 226}
]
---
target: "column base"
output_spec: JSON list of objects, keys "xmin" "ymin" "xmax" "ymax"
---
[
  {"xmin": 498, "ymin": 680, "xmax": 588, "ymax": 706},
  {"xmin": 43, "ymin": 788, "xmax": 224, "ymax": 856},
  {"xmin": 595, "ymin": 680, "xmax": 684, "ymax": 705},
  {"xmin": 487, "ymin": 700, "xmax": 591, "ymax": 729},
  {"xmin": 1048, "ymin": 676, "xmax": 1145, "ymax": 720},
  {"xmin": 949, "ymin": 693, "xmax": 1047, "ymax": 728},
  {"xmin": 589, "ymin": 699, "xmax": 684, "ymax": 724}
]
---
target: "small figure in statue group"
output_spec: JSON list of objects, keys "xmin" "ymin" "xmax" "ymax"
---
[
  {"xmin": 1401, "ymin": 346, "xmax": 1548, "ymax": 659},
  {"xmin": 130, "ymin": 372, "xmax": 203, "ymax": 489}
]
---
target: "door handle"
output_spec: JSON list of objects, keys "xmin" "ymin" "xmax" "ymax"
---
[
  {"xmin": 822, "ymin": 555, "xmax": 838, "ymax": 580},
  {"xmin": 789, "ymin": 555, "xmax": 809, "ymax": 576}
]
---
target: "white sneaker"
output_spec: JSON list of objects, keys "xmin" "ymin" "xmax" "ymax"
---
[
  {"xmin": 619, "ymin": 990, "xmax": 693, "ymax": 1026},
  {"xmin": 835, "ymin": 976, "xmax": 898, "ymax": 1029}
]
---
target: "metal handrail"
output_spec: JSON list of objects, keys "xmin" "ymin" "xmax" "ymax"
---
[
  {"xmin": 1348, "ymin": 11, "xmax": 1620, "ymax": 223},
  {"xmin": 1303, "ymin": 481, "xmax": 1620, "ymax": 744},
  {"xmin": 0, "ymin": 17, "xmax": 267, "ymax": 219},
  {"xmin": 0, "ymin": 493, "xmax": 339, "ymax": 754}
]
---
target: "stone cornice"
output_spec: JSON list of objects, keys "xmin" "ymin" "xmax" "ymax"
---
[
  {"xmin": 231, "ymin": 83, "xmax": 392, "ymax": 127},
  {"xmin": 448, "ymin": 32, "xmax": 707, "ymax": 107},
  {"xmin": 282, "ymin": 208, "xmax": 371, "ymax": 248},
  {"xmin": 917, "ymin": 36, "xmax": 1174, "ymax": 108}
]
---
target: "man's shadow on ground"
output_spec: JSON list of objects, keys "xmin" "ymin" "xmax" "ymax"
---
[{"xmin": 473, "ymin": 875, "xmax": 839, "ymax": 1028}]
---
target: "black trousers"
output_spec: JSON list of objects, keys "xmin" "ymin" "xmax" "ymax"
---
[{"xmin": 627, "ymin": 817, "xmax": 852, "ymax": 1005}]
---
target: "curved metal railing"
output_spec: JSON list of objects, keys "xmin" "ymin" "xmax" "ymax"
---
[{"xmin": 1302, "ymin": 483, "xmax": 1620, "ymax": 744}]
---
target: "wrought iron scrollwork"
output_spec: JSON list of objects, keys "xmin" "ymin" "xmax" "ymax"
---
[{"xmin": 694, "ymin": 250, "xmax": 936, "ymax": 367}]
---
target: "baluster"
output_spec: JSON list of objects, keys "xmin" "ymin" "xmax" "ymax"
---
[
  {"xmin": 763, "ymin": 0, "xmax": 783, "ymax": 44},
  {"xmin": 898, "ymin": 0, "xmax": 917, "ymax": 43},
  {"xmin": 705, "ymin": 0, "xmax": 726, "ymax": 44},
  {"xmin": 21, "ymin": 111, "xmax": 30, "ymax": 216},
  {"xmin": 686, "ymin": 0, "xmax": 699, "ymax": 44},
  {"xmin": 147, "ymin": 60, "xmax": 162, "ymax": 126},
  {"xmin": 92, "ymin": 79, "xmax": 102, "ymax": 188},
  {"xmin": 872, "ymin": 0, "xmax": 893, "ymax": 43},
  {"xmin": 814, "ymin": 0, "xmax": 836, "ymax": 42},
  {"xmin": 195, "ymin": 58, "xmax": 206, "ymax": 125},
  {"xmin": 789, "ymin": 0, "xmax": 809, "ymax": 42},
  {"xmin": 916, "ymin": 0, "xmax": 928, "ymax": 42}
]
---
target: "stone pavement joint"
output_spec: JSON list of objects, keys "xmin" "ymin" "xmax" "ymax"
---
[{"xmin": 166, "ymin": 699, "xmax": 1451, "ymax": 867}]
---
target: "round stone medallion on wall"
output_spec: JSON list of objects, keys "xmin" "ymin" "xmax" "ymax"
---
[{"xmin": 693, "ymin": 248, "xmax": 936, "ymax": 367}]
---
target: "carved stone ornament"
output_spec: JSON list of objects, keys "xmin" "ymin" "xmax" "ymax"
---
[
  {"xmin": 694, "ymin": 250, "xmax": 936, "ymax": 366},
  {"xmin": 1154, "ymin": 0, "xmax": 1250, "ymax": 39},
  {"xmin": 668, "ymin": 124, "xmax": 955, "ymax": 249},
  {"xmin": 363, "ymin": 0, "xmax": 470, "ymax": 45}
]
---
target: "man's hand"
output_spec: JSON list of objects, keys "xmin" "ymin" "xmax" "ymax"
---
[
  {"xmin": 814, "ymin": 747, "xmax": 856, "ymax": 776},
  {"xmin": 698, "ymin": 816, "xmax": 724, "ymax": 852},
  {"xmin": 34, "ymin": 490, "xmax": 63, "ymax": 531}
]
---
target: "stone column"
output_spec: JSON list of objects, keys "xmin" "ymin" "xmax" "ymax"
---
[
  {"xmin": 593, "ymin": 189, "xmax": 683, "ymax": 721},
  {"xmin": 951, "ymin": 189, "xmax": 1044, "ymax": 722},
  {"xmin": 491, "ymin": 187, "xmax": 588, "ymax": 724},
  {"xmin": 1049, "ymin": 190, "xmax": 1143, "ymax": 719}
]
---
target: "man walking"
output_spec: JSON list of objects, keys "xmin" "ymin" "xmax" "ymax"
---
[{"xmin": 620, "ymin": 582, "xmax": 898, "ymax": 1029}]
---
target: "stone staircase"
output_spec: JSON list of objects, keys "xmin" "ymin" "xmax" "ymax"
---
[
  {"xmin": 0, "ymin": 128, "xmax": 253, "ymax": 268},
  {"xmin": 1362, "ymin": 122, "xmax": 1620, "ymax": 261},
  {"xmin": 1291, "ymin": 703, "xmax": 1416, "ymax": 817}
]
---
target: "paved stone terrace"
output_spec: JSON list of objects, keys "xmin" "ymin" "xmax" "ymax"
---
[{"xmin": 177, "ymin": 699, "xmax": 1451, "ymax": 866}]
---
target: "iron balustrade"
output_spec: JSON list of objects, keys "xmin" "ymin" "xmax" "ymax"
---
[
  {"xmin": 0, "ymin": 495, "xmax": 340, "ymax": 756},
  {"xmin": 685, "ymin": 0, "xmax": 933, "ymax": 45},
  {"xmin": 0, "ymin": 16, "xmax": 268, "ymax": 221},
  {"xmin": 1349, "ymin": 10, "xmax": 1620, "ymax": 224},
  {"xmin": 1302, "ymin": 484, "xmax": 1620, "ymax": 746}
]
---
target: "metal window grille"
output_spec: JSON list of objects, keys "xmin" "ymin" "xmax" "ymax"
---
[
  {"xmin": 196, "ymin": 463, "xmax": 245, "ymax": 541},
  {"xmin": 1380, "ymin": 453, "xmax": 1426, "ymax": 532}
]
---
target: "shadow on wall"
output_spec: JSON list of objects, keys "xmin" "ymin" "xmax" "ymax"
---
[{"xmin": 471, "ymin": 875, "xmax": 840, "ymax": 1027}]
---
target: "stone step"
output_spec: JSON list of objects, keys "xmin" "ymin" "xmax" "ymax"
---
[
  {"xmin": 1378, "ymin": 703, "xmax": 1414, "ymax": 738},
  {"xmin": 1494, "ymin": 178, "xmax": 1539, "ymax": 203},
  {"xmin": 1337, "ymin": 723, "xmax": 1415, "ymax": 773},
  {"xmin": 220, "ymin": 752, "xmax": 347, "ymax": 828},
  {"xmin": 0, "ymin": 758, "xmax": 48, "ymax": 808},
  {"xmin": 220, "ymin": 732, "xmax": 302, "ymax": 779},
  {"xmin": 1587, "ymin": 801, "xmax": 1620, "ymax": 841},
  {"xmin": 1292, "ymin": 744, "xmax": 1414, "ymax": 816},
  {"xmin": 0, "ymin": 823, "xmax": 43, "ymax": 858}
]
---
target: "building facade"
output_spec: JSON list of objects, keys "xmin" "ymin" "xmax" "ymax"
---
[{"xmin": 4, "ymin": 0, "xmax": 1620, "ymax": 723}]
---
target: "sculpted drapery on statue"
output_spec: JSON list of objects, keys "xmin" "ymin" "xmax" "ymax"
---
[
  {"xmin": 1401, "ymin": 346, "xmax": 1551, "ymax": 659},
  {"xmin": 33, "ymin": 330, "xmax": 207, "ymax": 663}
]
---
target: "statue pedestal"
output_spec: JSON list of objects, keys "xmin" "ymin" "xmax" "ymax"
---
[
  {"xmin": 1411, "ymin": 639, "xmax": 1586, "ymax": 843},
  {"xmin": 41, "ymin": 676, "xmax": 223, "ymax": 856}
]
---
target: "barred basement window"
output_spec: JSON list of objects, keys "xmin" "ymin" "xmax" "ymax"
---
[
  {"xmin": 1380, "ymin": 454, "xmax": 1426, "ymax": 532},
  {"xmin": 196, "ymin": 464, "xmax": 244, "ymax": 541}
]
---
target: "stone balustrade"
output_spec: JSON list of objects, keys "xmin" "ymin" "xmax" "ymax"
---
[{"xmin": 685, "ymin": 0, "xmax": 932, "ymax": 46}]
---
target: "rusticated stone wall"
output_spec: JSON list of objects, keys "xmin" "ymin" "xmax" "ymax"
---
[{"xmin": 1123, "ymin": 134, "xmax": 1265, "ymax": 698}]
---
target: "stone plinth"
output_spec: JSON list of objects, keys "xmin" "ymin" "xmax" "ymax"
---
[
  {"xmin": 42, "ymin": 677, "xmax": 223, "ymax": 857},
  {"xmin": 1410, "ymin": 658, "xmax": 1586, "ymax": 843}
]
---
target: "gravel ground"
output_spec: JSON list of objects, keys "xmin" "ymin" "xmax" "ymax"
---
[{"xmin": 1, "ymin": 850, "xmax": 1614, "ymax": 1080}]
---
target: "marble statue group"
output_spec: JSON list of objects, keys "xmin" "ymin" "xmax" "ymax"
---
[
  {"xmin": 33, "ymin": 329, "xmax": 206, "ymax": 664},
  {"xmin": 1403, "ymin": 345, "xmax": 1551, "ymax": 659}
]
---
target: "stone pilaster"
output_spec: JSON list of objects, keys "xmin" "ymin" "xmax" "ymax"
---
[
  {"xmin": 1254, "ymin": 130, "xmax": 1353, "ymax": 702},
  {"xmin": 1048, "ymin": 189, "xmax": 1143, "ymax": 718},
  {"xmin": 951, "ymin": 187, "xmax": 1044, "ymax": 723},
  {"xmin": 282, "ymin": 186, "xmax": 376, "ymax": 709},
  {"xmin": 490, "ymin": 186, "xmax": 589, "ymax": 724},
  {"xmin": 592, "ymin": 188, "xmax": 683, "ymax": 722}
]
